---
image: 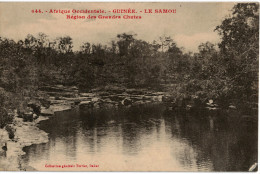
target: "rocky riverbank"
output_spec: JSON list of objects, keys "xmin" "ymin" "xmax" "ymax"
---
[{"xmin": 0, "ymin": 85, "xmax": 166, "ymax": 171}]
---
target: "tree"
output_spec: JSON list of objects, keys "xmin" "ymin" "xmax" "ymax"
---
[
  {"xmin": 80, "ymin": 42, "xmax": 91, "ymax": 55},
  {"xmin": 56, "ymin": 36, "xmax": 73, "ymax": 54},
  {"xmin": 24, "ymin": 34, "xmax": 37, "ymax": 49},
  {"xmin": 159, "ymin": 36, "xmax": 174, "ymax": 52},
  {"xmin": 215, "ymin": 3, "xmax": 259, "ymax": 103},
  {"xmin": 117, "ymin": 33, "xmax": 136, "ymax": 57},
  {"xmin": 215, "ymin": 3, "xmax": 259, "ymax": 56}
]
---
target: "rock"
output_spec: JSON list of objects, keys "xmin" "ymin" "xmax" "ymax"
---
[
  {"xmin": 80, "ymin": 93, "xmax": 96, "ymax": 97},
  {"xmin": 102, "ymin": 98, "xmax": 115, "ymax": 104},
  {"xmin": 45, "ymin": 92, "xmax": 77, "ymax": 98},
  {"xmin": 61, "ymin": 92, "xmax": 77, "ymax": 98},
  {"xmin": 102, "ymin": 85, "xmax": 126, "ymax": 94},
  {"xmin": 153, "ymin": 92, "xmax": 164, "ymax": 95},
  {"xmin": 206, "ymin": 101, "xmax": 218, "ymax": 111},
  {"xmin": 69, "ymin": 86, "xmax": 78, "ymax": 90},
  {"xmin": 126, "ymin": 89, "xmax": 146, "ymax": 95},
  {"xmin": 168, "ymin": 107, "xmax": 173, "ymax": 111},
  {"xmin": 0, "ymin": 142, "xmax": 7, "ymax": 157},
  {"xmin": 50, "ymin": 99, "xmax": 67, "ymax": 105},
  {"xmin": 79, "ymin": 101, "xmax": 92, "ymax": 105},
  {"xmin": 153, "ymin": 95, "xmax": 163, "ymax": 102},
  {"xmin": 109, "ymin": 95, "xmax": 125, "ymax": 102},
  {"xmin": 78, "ymin": 96, "xmax": 93, "ymax": 101},
  {"xmin": 79, "ymin": 101, "xmax": 93, "ymax": 109},
  {"xmin": 98, "ymin": 92, "xmax": 110, "ymax": 96},
  {"xmin": 93, "ymin": 103, "xmax": 100, "ymax": 108},
  {"xmin": 38, "ymin": 97, "xmax": 51, "ymax": 108},
  {"xmin": 130, "ymin": 96, "xmax": 144, "ymax": 102},
  {"xmin": 54, "ymin": 96, "xmax": 62, "ymax": 100},
  {"xmin": 92, "ymin": 97, "xmax": 100, "ymax": 102},
  {"xmin": 91, "ymin": 87, "xmax": 103, "ymax": 92},
  {"xmin": 206, "ymin": 106, "xmax": 219, "ymax": 110},
  {"xmin": 22, "ymin": 112, "xmax": 33, "ymax": 122},
  {"xmin": 229, "ymin": 105, "xmax": 236, "ymax": 109},
  {"xmin": 62, "ymin": 98, "xmax": 81, "ymax": 105},
  {"xmin": 40, "ymin": 107, "xmax": 54, "ymax": 116},
  {"xmin": 39, "ymin": 85, "xmax": 77, "ymax": 93},
  {"xmin": 27, "ymin": 101, "xmax": 41, "ymax": 115},
  {"xmin": 50, "ymin": 104, "xmax": 71, "ymax": 112},
  {"xmin": 33, "ymin": 114, "xmax": 39, "ymax": 120},
  {"xmin": 101, "ymin": 98, "xmax": 117, "ymax": 108},
  {"xmin": 39, "ymin": 86, "xmax": 63, "ymax": 92},
  {"xmin": 186, "ymin": 104, "xmax": 192, "ymax": 110},
  {"xmin": 162, "ymin": 95, "xmax": 175, "ymax": 103},
  {"xmin": 121, "ymin": 98, "xmax": 132, "ymax": 106},
  {"xmin": 49, "ymin": 96, "xmax": 55, "ymax": 100},
  {"xmin": 18, "ymin": 107, "xmax": 34, "ymax": 122},
  {"xmin": 0, "ymin": 129, "xmax": 9, "ymax": 142},
  {"xmin": 142, "ymin": 96, "xmax": 152, "ymax": 100},
  {"xmin": 103, "ymin": 103, "xmax": 114, "ymax": 108},
  {"xmin": 132, "ymin": 100, "xmax": 147, "ymax": 106},
  {"xmin": 74, "ymin": 100, "xmax": 81, "ymax": 105}
]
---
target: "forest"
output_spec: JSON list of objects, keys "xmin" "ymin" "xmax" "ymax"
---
[{"xmin": 0, "ymin": 3, "xmax": 258, "ymax": 128}]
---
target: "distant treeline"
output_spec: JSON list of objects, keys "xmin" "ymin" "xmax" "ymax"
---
[{"xmin": 0, "ymin": 3, "xmax": 258, "ymax": 127}]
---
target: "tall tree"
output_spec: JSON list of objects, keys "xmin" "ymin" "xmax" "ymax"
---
[{"xmin": 215, "ymin": 3, "xmax": 259, "ymax": 102}]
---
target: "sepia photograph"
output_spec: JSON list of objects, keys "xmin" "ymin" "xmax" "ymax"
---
[{"xmin": 0, "ymin": 1, "xmax": 258, "ymax": 172}]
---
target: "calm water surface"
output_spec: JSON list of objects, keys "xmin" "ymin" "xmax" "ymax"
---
[{"xmin": 22, "ymin": 104, "xmax": 257, "ymax": 171}]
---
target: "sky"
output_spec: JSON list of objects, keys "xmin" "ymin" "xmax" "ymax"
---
[{"xmin": 0, "ymin": 2, "xmax": 236, "ymax": 52}]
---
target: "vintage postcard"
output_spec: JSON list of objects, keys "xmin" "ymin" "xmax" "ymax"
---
[{"xmin": 0, "ymin": 1, "xmax": 258, "ymax": 172}]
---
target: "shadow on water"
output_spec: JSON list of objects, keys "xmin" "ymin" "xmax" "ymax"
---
[
  {"xmin": 163, "ymin": 108, "xmax": 258, "ymax": 171},
  {"xmin": 22, "ymin": 103, "xmax": 257, "ymax": 171}
]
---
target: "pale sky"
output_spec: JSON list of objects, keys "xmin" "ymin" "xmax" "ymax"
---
[{"xmin": 0, "ymin": 2, "xmax": 236, "ymax": 52}]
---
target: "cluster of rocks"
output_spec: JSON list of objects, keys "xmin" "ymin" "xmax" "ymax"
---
[
  {"xmin": 42, "ymin": 85, "xmax": 164, "ymax": 112},
  {"xmin": 15, "ymin": 85, "xmax": 166, "ymax": 123},
  {"xmin": 162, "ymin": 94, "xmax": 240, "ymax": 112},
  {"xmin": 0, "ymin": 84, "xmax": 167, "ymax": 170},
  {"xmin": 78, "ymin": 90, "xmax": 164, "ymax": 109},
  {"xmin": 0, "ymin": 115, "xmax": 48, "ymax": 171},
  {"xmin": 162, "ymin": 95, "xmax": 205, "ymax": 111},
  {"xmin": 15, "ymin": 84, "xmax": 242, "ymax": 123}
]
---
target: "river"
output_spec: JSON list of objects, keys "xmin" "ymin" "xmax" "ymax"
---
[{"xmin": 21, "ymin": 103, "xmax": 257, "ymax": 171}]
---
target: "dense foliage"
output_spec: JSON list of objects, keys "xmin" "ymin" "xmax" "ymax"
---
[{"xmin": 0, "ymin": 3, "xmax": 258, "ymax": 127}]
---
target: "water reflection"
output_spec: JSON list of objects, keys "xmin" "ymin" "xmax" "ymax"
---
[
  {"xmin": 164, "ymin": 109, "xmax": 258, "ymax": 171},
  {"xmin": 22, "ymin": 104, "xmax": 257, "ymax": 171}
]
